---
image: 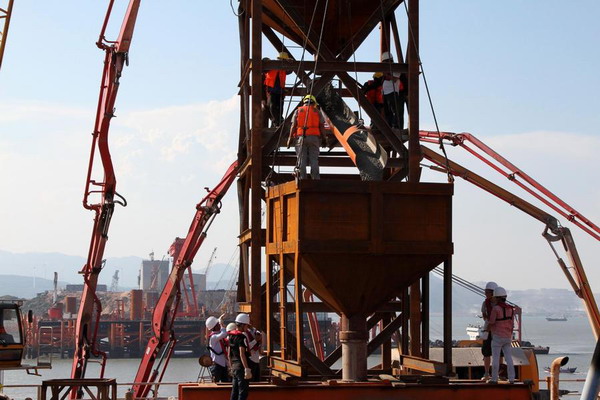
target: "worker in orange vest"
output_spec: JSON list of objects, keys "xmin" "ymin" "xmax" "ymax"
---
[
  {"xmin": 363, "ymin": 72, "xmax": 385, "ymax": 118},
  {"xmin": 264, "ymin": 52, "xmax": 291, "ymax": 126},
  {"xmin": 287, "ymin": 95, "xmax": 328, "ymax": 180}
]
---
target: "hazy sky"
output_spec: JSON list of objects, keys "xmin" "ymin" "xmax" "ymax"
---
[{"xmin": 0, "ymin": 1, "xmax": 598, "ymax": 292}]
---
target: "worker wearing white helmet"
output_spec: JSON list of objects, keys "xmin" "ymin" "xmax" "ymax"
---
[
  {"xmin": 229, "ymin": 313, "xmax": 252, "ymax": 400},
  {"xmin": 205, "ymin": 313, "xmax": 229, "ymax": 382},
  {"xmin": 480, "ymin": 281, "xmax": 498, "ymax": 380},
  {"xmin": 380, "ymin": 51, "xmax": 405, "ymax": 130},
  {"xmin": 488, "ymin": 287, "xmax": 516, "ymax": 384}
]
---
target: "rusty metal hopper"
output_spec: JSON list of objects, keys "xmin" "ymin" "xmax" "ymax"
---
[
  {"xmin": 267, "ymin": 179, "xmax": 453, "ymax": 317},
  {"xmin": 249, "ymin": 0, "xmax": 402, "ymax": 58}
]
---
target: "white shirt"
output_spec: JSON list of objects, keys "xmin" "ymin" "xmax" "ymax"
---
[
  {"xmin": 245, "ymin": 328, "xmax": 261, "ymax": 364},
  {"xmin": 208, "ymin": 328, "xmax": 228, "ymax": 367},
  {"xmin": 382, "ymin": 73, "xmax": 401, "ymax": 95}
]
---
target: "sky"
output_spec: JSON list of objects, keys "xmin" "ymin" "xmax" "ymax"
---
[{"xmin": 0, "ymin": 1, "xmax": 598, "ymax": 292}]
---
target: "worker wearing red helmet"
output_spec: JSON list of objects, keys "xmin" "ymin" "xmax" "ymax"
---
[{"xmin": 287, "ymin": 95, "xmax": 328, "ymax": 180}]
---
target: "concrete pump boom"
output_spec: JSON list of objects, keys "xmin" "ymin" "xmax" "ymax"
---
[
  {"xmin": 70, "ymin": 0, "xmax": 140, "ymax": 395},
  {"xmin": 420, "ymin": 131, "xmax": 600, "ymax": 339},
  {"xmin": 132, "ymin": 161, "xmax": 238, "ymax": 398}
]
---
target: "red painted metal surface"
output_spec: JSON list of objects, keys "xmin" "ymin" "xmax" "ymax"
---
[
  {"xmin": 420, "ymin": 137, "xmax": 600, "ymax": 339},
  {"xmin": 70, "ymin": 1, "xmax": 140, "ymax": 393},
  {"xmin": 419, "ymin": 130, "xmax": 600, "ymax": 241},
  {"xmin": 180, "ymin": 381, "xmax": 533, "ymax": 400},
  {"xmin": 132, "ymin": 160, "xmax": 238, "ymax": 398}
]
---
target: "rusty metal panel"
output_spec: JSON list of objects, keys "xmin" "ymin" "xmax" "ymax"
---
[
  {"xmin": 180, "ymin": 381, "xmax": 534, "ymax": 400},
  {"xmin": 266, "ymin": 179, "xmax": 453, "ymax": 317}
]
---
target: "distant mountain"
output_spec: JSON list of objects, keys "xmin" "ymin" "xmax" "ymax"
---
[
  {"xmin": 0, "ymin": 249, "xmax": 143, "ymax": 288},
  {"xmin": 0, "ymin": 250, "xmax": 588, "ymax": 315},
  {"xmin": 0, "ymin": 249, "xmax": 237, "ymax": 294},
  {"xmin": 0, "ymin": 274, "xmax": 69, "ymax": 299}
]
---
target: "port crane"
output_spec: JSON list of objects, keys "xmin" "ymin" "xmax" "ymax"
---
[
  {"xmin": 70, "ymin": 0, "xmax": 140, "ymax": 389},
  {"xmin": 131, "ymin": 161, "xmax": 238, "ymax": 398}
]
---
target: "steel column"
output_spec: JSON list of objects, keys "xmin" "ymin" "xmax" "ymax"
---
[
  {"xmin": 340, "ymin": 314, "xmax": 368, "ymax": 382},
  {"xmin": 407, "ymin": 0, "xmax": 421, "ymax": 182},
  {"xmin": 422, "ymin": 273, "xmax": 430, "ymax": 358},
  {"xmin": 443, "ymin": 258, "xmax": 452, "ymax": 372},
  {"xmin": 250, "ymin": 0, "xmax": 263, "ymax": 328}
]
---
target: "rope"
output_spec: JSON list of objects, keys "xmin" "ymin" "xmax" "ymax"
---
[
  {"xmin": 402, "ymin": 1, "xmax": 454, "ymax": 183},
  {"xmin": 347, "ymin": 3, "xmax": 363, "ymax": 123}
]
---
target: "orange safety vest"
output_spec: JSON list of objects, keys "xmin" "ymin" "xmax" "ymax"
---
[
  {"xmin": 365, "ymin": 80, "xmax": 383, "ymax": 104},
  {"xmin": 294, "ymin": 105, "xmax": 321, "ymax": 137},
  {"xmin": 264, "ymin": 70, "xmax": 286, "ymax": 89}
]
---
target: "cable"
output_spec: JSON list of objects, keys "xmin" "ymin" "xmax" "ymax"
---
[
  {"xmin": 229, "ymin": 0, "xmax": 244, "ymax": 17},
  {"xmin": 266, "ymin": 0, "xmax": 329, "ymax": 181},
  {"xmin": 347, "ymin": 3, "xmax": 363, "ymax": 123},
  {"xmin": 266, "ymin": 0, "xmax": 321, "ymax": 181}
]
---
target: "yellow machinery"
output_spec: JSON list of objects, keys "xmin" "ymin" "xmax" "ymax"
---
[{"xmin": 0, "ymin": 301, "xmax": 25, "ymax": 368}]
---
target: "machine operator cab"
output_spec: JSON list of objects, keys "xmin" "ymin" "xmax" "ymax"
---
[{"xmin": 0, "ymin": 302, "xmax": 25, "ymax": 368}]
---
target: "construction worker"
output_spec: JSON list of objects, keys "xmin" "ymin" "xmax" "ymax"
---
[
  {"xmin": 381, "ymin": 51, "xmax": 406, "ymax": 130},
  {"xmin": 264, "ymin": 51, "xmax": 291, "ymax": 126},
  {"xmin": 480, "ymin": 281, "xmax": 498, "ymax": 380},
  {"xmin": 205, "ymin": 313, "xmax": 229, "ymax": 383},
  {"xmin": 228, "ymin": 313, "xmax": 252, "ymax": 400},
  {"xmin": 287, "ymin": 95, "xmax": 328, "ymax": 180},
  {"xmin": 244, "ymin": 324, "xmax": 262, "ymax": 382},
  {"xmin": 488, "ymin": 286, "xmax": 516, "ymax": 384},
  {"xmin": 363, "ymin": 72, "xmax": 385, "ymax": 117}
]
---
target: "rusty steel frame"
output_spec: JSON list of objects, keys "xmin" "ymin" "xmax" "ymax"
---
[
  {"xmin": 235, "ymin": 0, "xmax": 453, "ymax": 380},
  {"xmin": 0, "ymin": 0, "xmax": 13, "ymax": 71}
]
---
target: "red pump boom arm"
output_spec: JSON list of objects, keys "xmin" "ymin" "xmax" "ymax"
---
[
  {"xmin": 419, "ymin": 131, "xmax": 600, "ymax": 338},
  {"xmin": 70, "ymin": 0, "xmax": 140, "ymax": 390},
  {"xmin": 132, "ymin": 161, "xmax": 238, "ymax": 398}
]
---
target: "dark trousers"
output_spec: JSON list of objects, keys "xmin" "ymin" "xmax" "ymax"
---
[
  {"xmin": 248, "ymin": 359, "xmax": 260, "ymax": 382},
  {"xmin": 267, "ymin": 91, "xmax": 283, "ymax": 126},
  {"xmin": 230, "ymin": 364, "xmax": 249, "ymax": 400},
  {"xmin": 210, "ymin": 363, "xmax": 230, "ymax": 383},
  {"xmin": 384, "ymin": 92, "xmax": 404, "ymax": 129}
]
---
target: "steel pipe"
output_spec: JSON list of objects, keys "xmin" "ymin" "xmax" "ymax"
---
[{"xmin": 549, "ymin": 356, "xmax": 568, "ymax": 400}]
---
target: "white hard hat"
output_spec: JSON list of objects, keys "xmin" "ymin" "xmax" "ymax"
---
[
  {"xmin": 381, "ymin": 51, "xmax": 393, "ymax": 62},
  {"xmin": 494, "ymin": 286, "xmax": 507, "ymax": 297},
  {"xmin": 235, "ymin": 313, "xmax": 250, "ymax": 325},
  {"xmin": 485, "ymin": 281, "xmax": 498, "ymax": 291},
  {"xmin": 226, "ymin": 322, "xmax": 237, "ymax": 332},
  {"xmin": 206, "ymin": 316, "xmax": 219, "ymax": 330}
]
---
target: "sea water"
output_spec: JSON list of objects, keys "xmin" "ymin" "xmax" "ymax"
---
[{"xmin": 1, "ymin": 315, "xmax": 595, "ymax": 399}]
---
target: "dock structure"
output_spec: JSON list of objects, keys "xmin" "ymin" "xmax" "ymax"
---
[{"xmin": 174, "ymin": 1, "xmax": 543, "ymax": 399}]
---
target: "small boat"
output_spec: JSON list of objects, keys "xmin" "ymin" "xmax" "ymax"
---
[
  {"xmin": 546, "ymin": 315, "xmax": 567, "ymax": 321},
  {"xmin": 544, "ymin": 366, "xmax": 577, "ymax": 373}
]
